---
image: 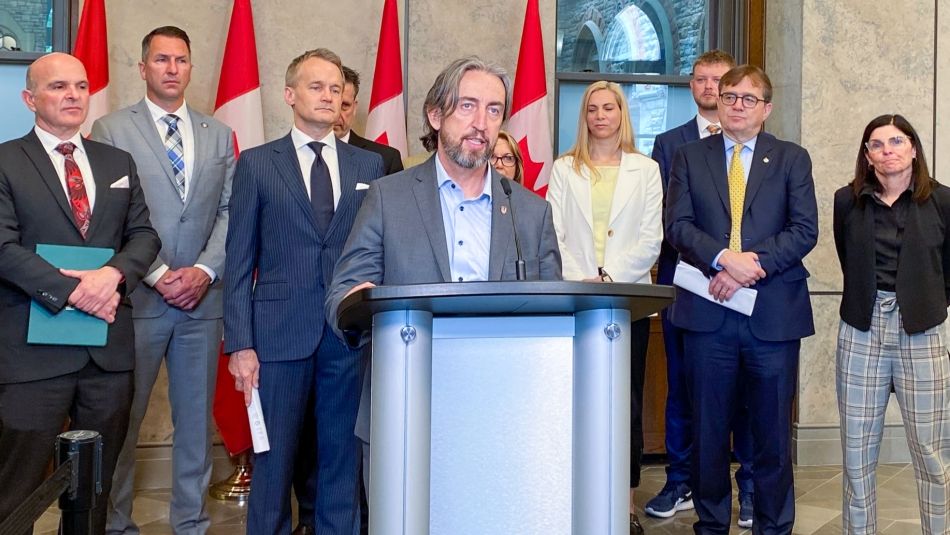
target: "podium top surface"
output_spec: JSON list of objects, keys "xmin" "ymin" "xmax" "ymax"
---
[{"xmin": 337, "ymin": 281, "xmax": 675, "ymax": 333}]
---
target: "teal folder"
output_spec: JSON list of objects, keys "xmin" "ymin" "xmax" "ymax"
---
[{"xmin": 27, "ymin": 244, "xmax": 115, "ymax": 347}]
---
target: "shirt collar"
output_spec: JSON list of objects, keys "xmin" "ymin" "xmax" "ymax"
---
[
  {"xmin": 696, "ymin": 114, "xmax": 719, "ymax": 136},
  {"xmin": 339, "ymin": 130, "xmax": 351, "ymax": 144},
  {"xmin": 34, "ymin": 125, "xmax": 85, "ymax": 156},
  {"xmin": 860, "ymin": 179, "xmax": 915, "ymax": 199},
  {"xmin": 291, "ymin": 126, "xmax": 337, "ymax": 153},
  {"xmin": 723, "ymin": 133, "xmax": 757, "ymax": 154},
  {"xmin": 145, "ymin": 97, "xmax": 189, "ymax": 126},
  {"xmin": 435, "ymin": 155, "xmax": 492, "ymax": 200}
]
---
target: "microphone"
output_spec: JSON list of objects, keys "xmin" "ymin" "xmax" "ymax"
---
[{"xmin": 500, "ymin": 178, "xmax": 527, "ymax": 281}]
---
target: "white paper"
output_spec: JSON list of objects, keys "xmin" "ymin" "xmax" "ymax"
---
[
  {"xmin": 673, "ymin": 261, "xmax": 757, "ymax": 316},
  {"xmin": 247, "ymin": 387, "xmax": 270, "ymax": 453}
]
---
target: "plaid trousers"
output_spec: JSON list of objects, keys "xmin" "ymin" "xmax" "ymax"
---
[{"xmin": 836, "ymin": 290, "xmax": 950, "ymax": 535}]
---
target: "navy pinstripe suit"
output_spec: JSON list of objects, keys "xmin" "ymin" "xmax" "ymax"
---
[{"xmin": 224, "ymin": 133, "xmax": 384, "ymax": 534}]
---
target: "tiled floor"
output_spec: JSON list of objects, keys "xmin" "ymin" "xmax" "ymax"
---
[{"xmin": 35, "ymin": 463, "xmax": 923, "ymax": 534}]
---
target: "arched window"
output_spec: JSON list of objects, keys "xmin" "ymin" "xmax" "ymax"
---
[{"xmin": 601, "ymin": 5, "xmax": 663, "ymax": 74}]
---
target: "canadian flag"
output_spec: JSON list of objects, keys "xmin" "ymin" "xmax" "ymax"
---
[
  {"xmin": 213, "ymin": 0, "xmax": 265, "ymax": 156},
  {"xmin": 211, "ymin": 0, "xmax": 265, "ymax": 456},
  {"xmin": 364, "ymin": 0, "xmax": 407, "ymax": 158},
  {"xmin": 74, "ymin": 0, "xmax": 109, "ymax": 136},
  {"xmin": 507, "ymin": 0, "xmax": 553, "ymax": 197}
]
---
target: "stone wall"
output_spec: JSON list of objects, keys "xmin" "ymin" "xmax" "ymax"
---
[{"xmin": 0, "ymin": 0, "xmax": 51, "ymax": 52}]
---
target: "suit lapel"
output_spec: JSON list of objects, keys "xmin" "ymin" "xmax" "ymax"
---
[
  {"xmin": 488, "ymin": 172, "xmax": 513, "ymax": 280},
  {"xmin": 82, "ymin": 140, "xmax": 117, "ymax": 240},
  {"xmin": 568, "ymin": 163, "xmax": 594, "ymax": 230},
  {"xmin": 20, "ymin": 132, "xmax": 77, "ymax": 234},
  {"xmin": 328, "ymin": 142, "xmax": 359, "ymax": 237},
  {"xmin": 743, "ymin": 133, "xmax": 774, "ymax": 213},
  {"xmin": 271, "ymin": 134, "xmax": 318, "ymax": 231},
  {"xmin": 703, "ymin": 136, "xmax": 731, "ymax": 215},
  {"xmin": 608, "ymin": 153, "xmax": 637, "ymax": 226},
  {"xmin": 681, "ymin": 118, "xmax": 699, "ymax": 144},
  {"xmin": 130, "ymin": 99, "xmax": 183, "ymax": 202},
  {"xmin": 412, "ymin": 157, "xmax": 451, "ymax": 281},
  {"xmin": 184, "ymin": 106, "xmax": 208, "ymax": 212}
]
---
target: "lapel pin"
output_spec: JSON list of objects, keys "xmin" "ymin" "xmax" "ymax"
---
[
  {"xmin": 501, "ymin": 205, "xmax": 508, "ymax": 215},
  {"xmin": 201, "ymin": 122, "xmax": 208, "ymax": 128},
  {"xmin": 763, "ymin": 157, "xmax": 770, "ymax": 163}
]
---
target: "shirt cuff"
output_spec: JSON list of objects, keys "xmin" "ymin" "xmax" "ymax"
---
[
  {"xmin": 195, "ymin": 264, "xmax": 217, "ymax": 283},
  {"xmin": 712, "ymin": 249, "xmax": 728, "ymax": 271},
  {"xmin": 143, "ymin": 264, "xmax": 170, "ymax": 286}
]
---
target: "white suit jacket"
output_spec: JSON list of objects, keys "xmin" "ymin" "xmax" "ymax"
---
[{"xmin": 547, "ymin": 151, "xmax": 663, "ymax": 283}]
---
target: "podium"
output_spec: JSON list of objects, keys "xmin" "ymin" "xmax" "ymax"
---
[{"xmin": 338, "ymin": 281, "xmax": 675, "ymax": 535}]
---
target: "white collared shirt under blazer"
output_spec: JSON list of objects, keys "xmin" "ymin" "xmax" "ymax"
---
[{"xmin": 547, "ymin": 152, "xmax": 663, "ymax": 283}]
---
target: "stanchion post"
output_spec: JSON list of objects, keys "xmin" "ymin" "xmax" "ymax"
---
[{"xmin": 56, "ymin": 430, "xmax": 102, "ymax": 535}]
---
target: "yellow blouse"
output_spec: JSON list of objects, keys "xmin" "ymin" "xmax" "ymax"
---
[{"xmin": 591, "ymin": 166, "xmax": 619, "ymax": 267}]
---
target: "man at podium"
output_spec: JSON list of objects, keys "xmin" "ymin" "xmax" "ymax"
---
[
  {"xmin": 326, "ymin": 55, "xmax": 561, "ymax": 332},
  {"xmin": 325, "ymin": 56, "xmax": 562, "ymax": 492}
]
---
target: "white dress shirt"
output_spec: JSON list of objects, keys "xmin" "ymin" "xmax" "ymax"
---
[
  {"xmin": 34, "ymin": 125, "xmax": 97, "ymax": 210},
  {"xmin": 291, "ymin": 126, "xmax": 342, "ymax": 208}
]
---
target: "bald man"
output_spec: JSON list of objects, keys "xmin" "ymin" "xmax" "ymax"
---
[{"xmin": 0, "ymin": 52, "xmax": 159, "ymax": 533}]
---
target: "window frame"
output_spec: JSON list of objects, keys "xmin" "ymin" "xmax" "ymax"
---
[
  {"xmin": 0, "ymin": 0, "xmax": 71, "ymax": 64},
  {"xmin": 553, "ymin": 0, "xmax": 750, "ymax": 152}
]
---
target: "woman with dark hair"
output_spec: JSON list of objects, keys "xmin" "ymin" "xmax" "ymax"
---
[
  {"xmin": 833, "ymin": 114, "xmax": 950, "ymax": 534},
  {"xmin": 491, "ymin": 130, "xmax": 524, "ymax": 184}
]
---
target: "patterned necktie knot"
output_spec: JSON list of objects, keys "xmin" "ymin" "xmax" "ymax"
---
[
  {"xmin": 56, "ymin": 142, "xmax": 76, "ymax": 156},
  {"xmin": 706, "ymin": 124, "xmax": 722, "ymax": 135},
  {"xmin": 161, "ymin": 114, "xmax": 180, "ymax": 129}
]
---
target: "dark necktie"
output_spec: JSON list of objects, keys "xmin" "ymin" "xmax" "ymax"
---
[
  {"xmin": 308, "ymin": 141, "xmax": 334, "ymax": 234},
  {"xmin": 55, "ymin": 142, "xmax": 92, "ymax": 238}
]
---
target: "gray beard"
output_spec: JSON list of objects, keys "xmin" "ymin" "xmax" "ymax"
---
[{"xmin": 441, "ymin": 129, "xmax": 490, "ymax": 169}]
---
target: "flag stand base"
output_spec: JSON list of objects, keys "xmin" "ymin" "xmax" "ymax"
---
[{"xmin": 209, "ymin": 450, "xmax": 252, "ymax": 504}]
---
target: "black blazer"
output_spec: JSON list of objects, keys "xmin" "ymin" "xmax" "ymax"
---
[
  {"xmin": 833, "ymin": 182, "xmax": 950, "ymax": 334},
  {"xmin": 348, "ymin": 131, "xmax": 404, "ymax": 176},
  {"xmin": 0, "ymin": 131, "xmax": 160, "ymax": 384}
]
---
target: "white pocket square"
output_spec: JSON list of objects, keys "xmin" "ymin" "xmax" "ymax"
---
[
  {"xmin": 355, "ymin": 182, "xmax": 370, "ymax": 191},
  {"xmin": 110, "ymin": 176, "xmax": 130, "ymax": 189}
]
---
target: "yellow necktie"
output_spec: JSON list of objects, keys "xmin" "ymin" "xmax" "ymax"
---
[{"xmin": 728, "ymin": 144, "xmax": 745, "ymax": 252}]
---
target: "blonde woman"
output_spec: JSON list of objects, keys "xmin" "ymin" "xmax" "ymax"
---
[{"xmin": 546, "ymin": 80, "xmax": 662, "ymax": 534}]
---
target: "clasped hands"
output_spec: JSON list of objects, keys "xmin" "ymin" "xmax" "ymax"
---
[
  {"xmin": 708, "ymin": 250, "xmax": 766, "ymax": 303},
  {"xmin": 61, "ymin": 266, "xmax": 123, "ymax": 323},
  {"xmin": 155, "ymin": 267, "xmax": 211, "ymax": 311}
]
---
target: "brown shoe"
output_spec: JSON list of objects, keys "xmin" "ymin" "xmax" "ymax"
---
[{"xmin": 630, "ymin": 512, "xmax": 645, "ymax": 535}]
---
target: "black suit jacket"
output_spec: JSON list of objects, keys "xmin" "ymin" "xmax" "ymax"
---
[
  {"xmin": 833, "ymin": 182, "xmax": 950, "ymax": 334},
  {"xmin": 665, "ymin": 131, "xmax": 818, "ymax": 342},
  {"xmin": 0, "ymin": 130, "xmax": 160, "ymax": 384},
  {"xmin": 651, "ymin": 117, "xmax": 700, "ymax": 285},
  {"xmin": 347, "ymin": 131, "xmax": 403, "ymax": 176}
]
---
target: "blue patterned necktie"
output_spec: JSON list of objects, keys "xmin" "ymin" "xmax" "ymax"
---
[{"xmin": 161, "ymin": 114, "xmax": 186, "ymax": 200}]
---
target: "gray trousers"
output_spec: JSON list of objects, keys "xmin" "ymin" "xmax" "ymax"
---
[{"xmin": 106, "ymin": 309, "xmax": 221, "ymax": 535}]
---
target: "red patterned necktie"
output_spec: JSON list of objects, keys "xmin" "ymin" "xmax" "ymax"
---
[{"xmin": 55, "ymin": 142, "xmax": 91, "ymax": 238}]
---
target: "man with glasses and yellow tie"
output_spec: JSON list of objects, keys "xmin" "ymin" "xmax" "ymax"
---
[{"xmin": 665, "ymin": 64, "xmax": 818, "ymax": 535}]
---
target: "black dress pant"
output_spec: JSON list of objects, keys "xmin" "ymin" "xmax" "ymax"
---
[{"xmin": 630, "ymin": 317, "xmax": 650, "ymax": 488}]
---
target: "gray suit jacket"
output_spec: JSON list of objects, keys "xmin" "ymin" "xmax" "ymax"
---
[
  {"xmin": 325, "ymin": 154, "xmax": 562, "ymax": 344},
  {"xmin": 91, "ymin": 99, "xmax": 235, "ymax": 320}
]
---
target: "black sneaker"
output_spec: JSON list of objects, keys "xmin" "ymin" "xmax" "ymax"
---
[
  {"xmin": 737, "ymin": 492, "xmax": 753, "ymax": 528},
  {"xmin": 644, "ymin": 481, "xmax": 694, "ymax": 518}
]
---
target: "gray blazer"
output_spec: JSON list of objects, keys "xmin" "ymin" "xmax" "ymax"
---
[
  {"xmin": 325, "ymin": 154, "xmax": 562, "ymax": 343},
  {"xmin": 91, "ymin": 99, "xmax": 235, "ymax": 320}
]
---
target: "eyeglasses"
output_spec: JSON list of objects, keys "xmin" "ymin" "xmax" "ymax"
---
[
  {"xmin": 719, "ymin": 92, "xmax": 769, "ymax": 109},
  {"xmin": 865, "ymin": 136, "xmax": 910, "ymax": 153},
  {"xmin": 491, "ymin": 154, "xmax": 516, "ymax": 167}
]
